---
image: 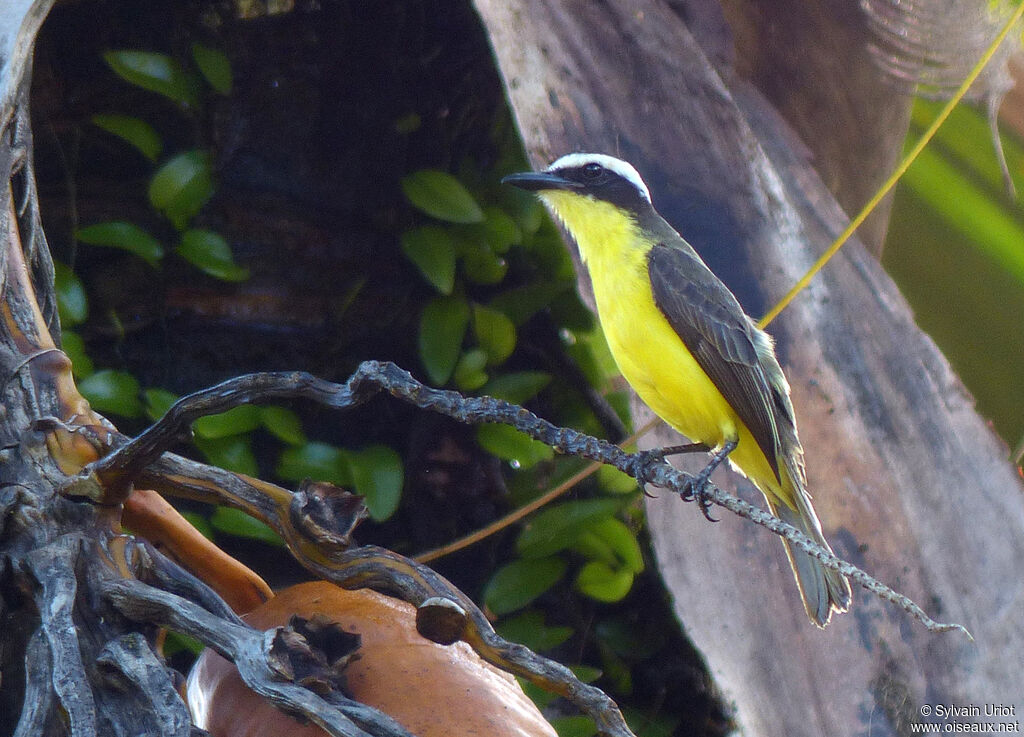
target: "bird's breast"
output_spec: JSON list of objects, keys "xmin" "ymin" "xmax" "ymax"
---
[{"xmin": 586, "ymin": 249, "xmax": 738, "ymax": 449}]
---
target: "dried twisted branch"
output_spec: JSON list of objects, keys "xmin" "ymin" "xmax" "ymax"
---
[
  {"xmin": 99, "ymin": 537, "xmax": 416, "ymax": 737},
  {"xmin": 130, "ymin": 454, "xmax": 639, "ymax": 737},
  {"xmin": 73, "ymin": 360, "xmax": 969, "ymax": 638}
]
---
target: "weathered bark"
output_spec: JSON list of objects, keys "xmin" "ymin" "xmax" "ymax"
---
[
  {"xmin": 716, "ymin": 0, "xmax": 911, "ymax": 254},
  {"xmin": 1, "ymin": 4, "xmax": 382, "ymax": 729},
  {"xmin": 472, "ymin": 1, "xmax": 1024, "ymax": 735}
]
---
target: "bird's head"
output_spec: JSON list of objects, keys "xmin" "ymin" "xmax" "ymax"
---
[
  {"xmin": 502, "ymin": 153, "xmax": 652, "ymax": 210},
  {"xmin": 502, "ymin": 153, "xmax": 654, "ymax": 257},
  {"xmin": 499, "ymin": 153, "xmax": 651, "ymax": 255}
]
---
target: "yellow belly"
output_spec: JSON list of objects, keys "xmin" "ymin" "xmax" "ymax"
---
[
  {"xmin": 591, "ymin": 255, "xmax": 784, "ymax": 503},
  {"xmin": 539, "ymin": 189, "xmax": 784, "ymax": 502}
]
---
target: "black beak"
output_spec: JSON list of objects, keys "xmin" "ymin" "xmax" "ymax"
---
[{"xmin": 501, "ymin": 171, "xmax": 578, "ymax": 192}]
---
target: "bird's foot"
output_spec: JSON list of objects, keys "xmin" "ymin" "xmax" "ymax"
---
[
  {"xmin": 678, "ymin": 439, "xmax": 738, "ymax": 522},
  {"xmin": 628, "ymin": 443, "xmax": 710, "ymax": 496},
  {"xmin": 628, "ymin": 449, "xmax": 671, "ymax": 496},
  {"xmin": 680, "ymin": 474, "xmax": 718, "ymax": 521}
]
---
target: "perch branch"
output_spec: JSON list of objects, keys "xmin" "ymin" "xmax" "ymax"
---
[{"xmin": 85, "ymin": 360, "xmax": 968, "ymax": 637}]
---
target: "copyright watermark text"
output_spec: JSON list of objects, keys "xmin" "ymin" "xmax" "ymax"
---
[{"xmin": 914, "ymin": 704, "xmax": 1019, "ymax": 733}]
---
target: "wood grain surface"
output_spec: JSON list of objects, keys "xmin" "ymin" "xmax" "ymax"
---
[{"xmin": 472, "ymin": 2, "xmax": 1024, "ymax": 734}]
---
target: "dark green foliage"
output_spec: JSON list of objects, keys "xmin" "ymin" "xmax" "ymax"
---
[{"xmin": 37, "ymin": 3, "xmax": 732, "ymax": 734}]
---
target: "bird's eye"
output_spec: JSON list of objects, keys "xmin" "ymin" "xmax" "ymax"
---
[{"xmin": 581, "ymin": 162, "xmax": 604, "ymax": 179}]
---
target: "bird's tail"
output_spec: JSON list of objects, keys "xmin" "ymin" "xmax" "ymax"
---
[{"xmin": 769, "ymin": 495, "xmax": 852, "ymax": 627}]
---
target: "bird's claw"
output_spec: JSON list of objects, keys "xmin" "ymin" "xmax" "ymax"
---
[
  {"xmin": 629, "ymin": 442, "xmax": 710, "ymax": 493},
  {"xmin": 629, "ymin": 448, "xmax": 672, "ymax": 494},
  {"xmin": 681, "ymin": 475, "xmax": 719, "ymax": 522},
  {"xmin": 629, "ymin": 440, "xmax": 733, "ymax": 521}
]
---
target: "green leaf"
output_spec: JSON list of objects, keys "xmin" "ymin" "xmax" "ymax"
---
[
  {"xmin": 180, "ymin": 511, "xmax": 214, "ymax": 540},
  {"xmin": 53, "ymin": 261, "xmax": 88, "ymax": 327},
  {"xmin": 510, "ymin": 197, "xmax": 545, "ymax": 240},
  {"xmin": 551, "ymin": 716, "xmax": 598, "ymax": 737},
  {"xmin": 90, "ymin": 114, "xmax": 163, "ymax": 161},
  {"xmin": 347, "ymin": 445, "xmax": 404, "ymax": 521},
  {"xmin": 473, "ymin": 304, "xmax": 516, "ymax": 365},
  {"xmin": 401, "ymin": 170, "xmax": 483, "ymax": 223},
  {"xmin": 549, "ymin": 292, "xmax": 595, "ymax": 333},
  {"xmin": 903, "ymin": 137, "xmax": 1024, "ymax": 286},
  {"xmin": 596, "ymin": 463, "xmax": 638, "ymax": 494},
  {"xmin": 459, "ymin": 242, "xmax": 508, "ymax": 285},
  {"xmin": 515, "ymin": 498, "xmax": 625, "ymax": 559},
  {"xmin": 393, "ymin": 112, "xmax": 422, "ymax": 134},
  {"xmin": 596, "ymin": 645, "xmax": 632, "ymax": 695},
  {"xmin": 193, "ymin": 405, "xmax": 261, "ymax": 439},
  {"xmin": 259, "ymin": 406, "xmax": 306, "ymax": 445},
  {"xmin": 163, "ymin": 631, "xmax": 204, "ymax": 657},
  {"xmin": 476, "ymin": 423, "xmax": 553, "ymax": 470},
  {"xmin": 418, "ymin": 295, "xmax": 470, "ymax": 385},
  {"xmin": 76, "ymin": 221, "xmax": 164, "ymax": 267},
  {"xmin": 61, "ymin": 331, "xmax": 94, "ymax": 378},
  {"xmin": 194, "ymin": 435, "xmax": 259, "ymax": 476},
  {"xmin": 176, "ymin": 229, "xmax": 249, "ymax": 282},
  {"xmin": 526, "ymin": 227, "xmax": 577, "ymax": 282},
  {"xmin": 623, "ymin": 708, "xmax": 681, "ymax": 737},
  {"xmin": 488, "ymin": 282, "xmax": 567, "ymax": 326},
  {"xmin": 605, "ymin": 391, "xmax": 633, "ymax": 431},
  {"xmin": 494, "ymin": 610, "xmax": 573, "ymax": 652},
  {"xmin": 575, "ymin": 561, "xmax": 634, "ymax": 603},
  {"xmin": 595, "ymin": 616, "xmax": 661, "ymax": 658},
  {"xmin": 450, "ymin": 206, "xmax": 520, "ymax": 258},
  {"xmin": 479, "ymin": 205, "xmax": 520, "ymax": 253},
  {"xmin": 565, "ymin": 325, "xmax": 618, "ymax": 389},
  {"xmin": 149, "ymin": 150, "xmax": 214, "ymax": 230},
  {"xmin": 275, "ymin": 442, "xmax": 351, "ymax": 486},
  {"xmin": 191, "ymin": 43, "xmax": 232, "ymax": 95},
  {"xmin": 572, "ymin": 518, "xmax": 644, "ymax": 574},
  {"xmin": 401, "ymin": 226, "xmax": 457, "ymax": 294},
  {"xmin": 481, "ymin": 371, "xmax": 551, "ymax": 404},
  {"xmin": 453, "ymin": 348, "xmax": 489, "ymax": 391},
  {"xmin": 209, "ymin": 506, "xmax": 283, "ymax": 546},
  {"xmin": 569, "ymin": 665, "xmax": 603, "ymax": 684},
  {"xmin": 79, "ymin": 370, "xmax": 143, "ymax": 418},
  {"xmin": 518, "ymin": 679, "xmax": 557, "ymax": 710},
  {"xmin": 102, "ymin": 50, "xmax": 198, "ymax": 108},
  {"xmin": 570, "ymin": 529, "xmax": 620, "ymax": 568},
  {"xmin": 143, "ymin": 388, "xmax": 179, "ymax": 422},
  {"xmin": 483, "ymin": 557, "xmax": 567, "ymax": 615}
]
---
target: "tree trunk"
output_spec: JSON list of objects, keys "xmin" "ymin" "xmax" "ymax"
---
[{"xmin": 472, "ymin": 1, "xmax": 1024, "ymax": 735}]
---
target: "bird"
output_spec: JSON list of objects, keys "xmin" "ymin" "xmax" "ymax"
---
[{"xmin": 502, "ymin": 153, "xmax": 851, "ymax": 626}]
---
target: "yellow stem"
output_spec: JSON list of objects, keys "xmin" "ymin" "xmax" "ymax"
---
[
  {"xmin": 415, "ymin": 417, "xmax": 662, "ymax": 563},
  {"xmin": 758, "ymin": 3, "xmax": 1024, "ymax": 328}
]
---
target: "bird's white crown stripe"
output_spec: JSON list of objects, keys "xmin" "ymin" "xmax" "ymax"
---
[{"xmin": 546, "ymin": 153, "xmax": 651, "ymax": 203}]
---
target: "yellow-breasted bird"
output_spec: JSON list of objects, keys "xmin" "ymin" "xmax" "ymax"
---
[{"xmin": 503, "ymin": 153, "xmax": 851, "ymax": 626}]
